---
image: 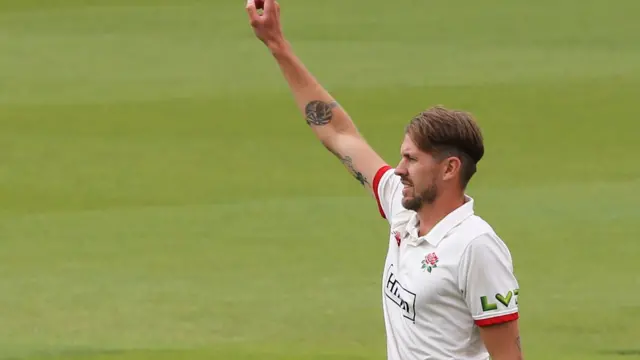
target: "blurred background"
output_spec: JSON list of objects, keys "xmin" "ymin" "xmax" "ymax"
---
[{"xmin": 0, "ymin": 0, "xmax": 638, "ymax": 359}]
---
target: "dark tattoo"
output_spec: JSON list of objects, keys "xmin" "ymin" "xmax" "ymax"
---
[
  {"xmin": 325, "ymin": 145, "xmax": 369, "ymax": 186},
  {"xmin": 516, "ymin": 336, "xmax": 521, "ymax": 351},
  {"xmin": 305, "ymin": 100, "xmax": 338, "ymax": 126},
  {"xmin": 340, "ymin": 155, "xmax": 369, "ymax": 186}
]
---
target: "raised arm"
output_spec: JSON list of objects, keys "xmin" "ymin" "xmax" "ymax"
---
[{"xmin": 246, "ymin": 0, "xmax": 388, "ymax": 194}]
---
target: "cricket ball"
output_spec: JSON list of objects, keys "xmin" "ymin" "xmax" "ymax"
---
[{"xmin": 255, "ymin": 0, "xmax": 264, "ymax": 9}]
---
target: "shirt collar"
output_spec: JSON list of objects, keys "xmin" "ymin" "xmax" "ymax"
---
[{"xmin": 407, "ymin": 195, "xmax": 475, "ymax": 247}]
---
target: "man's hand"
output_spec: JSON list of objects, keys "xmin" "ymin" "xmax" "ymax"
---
[{"xmin": 246, "ymin": 0, "xmax": 284, "ymax": 50}]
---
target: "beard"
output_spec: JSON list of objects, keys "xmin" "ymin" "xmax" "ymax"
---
[{"xmin": 401, "ymin": 182, "xmax": 438, "ymax": 211}]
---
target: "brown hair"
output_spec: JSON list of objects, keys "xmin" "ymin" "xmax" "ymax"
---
[{"xmin": 405, "ymin": 106, "xmax": 485, "ymax": 189}]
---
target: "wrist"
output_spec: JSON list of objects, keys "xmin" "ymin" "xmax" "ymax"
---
[{"xmin": 267, "ymin": 38, "xmax": 291, "ymax": 57}]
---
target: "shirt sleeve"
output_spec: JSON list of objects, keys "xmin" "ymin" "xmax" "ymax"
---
[
  {"xmin": 459, "ymin": 233, "xmax": 520, "ymax": 327},
  {"xmin": 372, "ymin": 165, "xmax": 403, "ymax": 222}
]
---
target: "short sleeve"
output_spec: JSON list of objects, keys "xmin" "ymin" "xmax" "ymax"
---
[
  {"xmin": 372, "ymin": 165, "xmax": 403, "ymax": 222},
  {"xmin": 459, "ymin": 233, "xmax": 520, "ymax": 327}
]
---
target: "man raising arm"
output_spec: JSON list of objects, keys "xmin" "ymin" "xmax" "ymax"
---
[
  {"xmin": 245, "ymin": 2, "xmax": 524, "ymax": 359},
  {"xmin": 245, "ymin": 0, "xmax": 388, "ymax": 197}
]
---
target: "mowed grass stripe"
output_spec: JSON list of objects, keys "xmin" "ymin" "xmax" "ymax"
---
[
  {"xmin": 1, "ymin": 77, "xmax": 638, "ymax": 215},
  {"xmin": 1, "ymin": 2, "xmax": 639, "ymax": 104}
]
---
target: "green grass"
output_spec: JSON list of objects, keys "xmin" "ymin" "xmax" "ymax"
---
[{"xmin": 1, "ymin": 0, "xmax": 639, "ymax": 359}]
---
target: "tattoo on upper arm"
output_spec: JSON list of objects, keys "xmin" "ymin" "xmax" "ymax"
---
[
  {"xmin": 516, "ymin": 336, "xmax": 522, "ymax": 351},
  {"xmin": 325, "ymin": 146, "xmax": 369, "ymax": 187},
  {"xmin": 305, "ymin": 100, "xmax": 338, "ymax": 126},
  {"xmin": 340, "ymin": 155, "xmax": 369, "ymax": 187}
]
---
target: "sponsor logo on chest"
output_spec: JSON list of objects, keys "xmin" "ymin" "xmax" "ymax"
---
[{"xmin": 384, "ymin": 265, "xmax": 416, "ymax": 322}]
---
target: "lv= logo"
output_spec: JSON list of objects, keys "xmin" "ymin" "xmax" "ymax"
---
[{"xmin": 480, "ymin": 289, "xmax": 519, "ymax": 311}]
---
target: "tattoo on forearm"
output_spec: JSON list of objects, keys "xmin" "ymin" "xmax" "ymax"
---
[
  {"xmin": 340, "ymin": 155, "xmax": 369, "ymax": 187},
  {"xmin": 305, "ymin": 100, "xmax": 338, "ymax": 126},
  {"xmin": 516, "ymin": 336, "xmax": 521, "ymax": 351}
]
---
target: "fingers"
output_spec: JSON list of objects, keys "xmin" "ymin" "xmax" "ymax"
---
[
  {"xmin": 264, "ymin": 0, "xmax": 277, "ymax": 15},
  {"xmin": 245, "ymin": 0, "xmax": 260, "ymax": 24}
]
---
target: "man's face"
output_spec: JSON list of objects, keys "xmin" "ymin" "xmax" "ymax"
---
[{"xmin": 394, "ymin": 135, "xmax": 443, "ymax": 212}]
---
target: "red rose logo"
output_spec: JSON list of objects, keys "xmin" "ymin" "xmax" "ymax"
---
[{"xmin": 421, "ymin": 252, "xmax": 439, "ymax": 273}]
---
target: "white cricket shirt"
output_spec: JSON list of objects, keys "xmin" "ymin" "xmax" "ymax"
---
[{"xmin": 372, "ymin": 165, "xmax": 520, "ymax": 360}]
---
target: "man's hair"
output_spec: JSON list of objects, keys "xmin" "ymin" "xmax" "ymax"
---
[{"xmin": 405, "ymin": 106, "xmax": 485, "ymax": 189}]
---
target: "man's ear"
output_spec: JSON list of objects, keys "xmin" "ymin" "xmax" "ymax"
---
[{"xmin": 442, "ymin": 156, "xmax": 462, "ymax": 182}]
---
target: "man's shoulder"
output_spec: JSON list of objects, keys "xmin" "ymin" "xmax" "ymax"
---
[
  {"xmin": 457, "ymin": 215, "xmax": 515, "ymax": 264},
  {"xmin": 462, "ymin": 214, "xmax": 499, "ymax": 238},
  {"xmin": 373, "ymin": 166, "xmax": 403, "ymax": 221},
  {"xmin": 454, "ymin": 215, "xmax": 511, "ymax": 252}
]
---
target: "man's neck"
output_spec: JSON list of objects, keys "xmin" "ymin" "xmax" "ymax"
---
[{"xmin": 416, "ymin": 193, "xmax": 467, "ymax": 237}]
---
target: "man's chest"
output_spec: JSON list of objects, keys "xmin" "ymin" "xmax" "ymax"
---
[{"xmin": 382, "ymin": 234, "xmax": 464, "ymax": 323}]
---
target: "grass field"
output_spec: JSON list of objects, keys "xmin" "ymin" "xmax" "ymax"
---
[{"xmin": 1, "ymin": 0, "xmax": 639, "ymax": 359}]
